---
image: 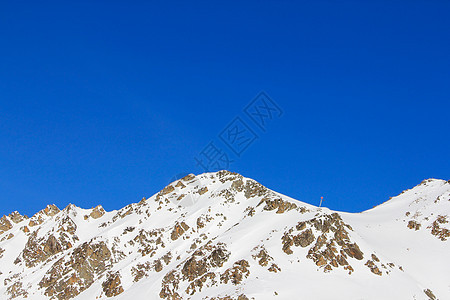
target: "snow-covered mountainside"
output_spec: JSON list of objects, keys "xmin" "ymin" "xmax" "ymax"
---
[{"xmin": 0, "ymin": 171, "xmax": 449, "ymax": 300}]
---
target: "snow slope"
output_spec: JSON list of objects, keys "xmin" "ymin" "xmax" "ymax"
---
[{"xmin": 0, "ymin": 171, "xmax": 448, "ymax": 300}]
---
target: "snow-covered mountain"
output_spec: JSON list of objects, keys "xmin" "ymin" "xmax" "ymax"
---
[{"xmin": 0, "ymin": 171, "xmax": 449, "ymax": 300}]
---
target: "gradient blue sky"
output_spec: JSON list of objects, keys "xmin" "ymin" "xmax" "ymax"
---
[{"xmin": 1, "ymin": 1, "xmax": 449, "ymax": 217}]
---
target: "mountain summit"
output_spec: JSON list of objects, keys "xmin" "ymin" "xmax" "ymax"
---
[{"xmin": 0, "ymin": 171, "xmax": 448, "ymax": 299}]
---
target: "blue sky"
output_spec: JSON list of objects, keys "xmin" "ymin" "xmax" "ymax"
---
[{"xmin": 0, "ymin": 1, "xmax": 449, "ymax": 216}]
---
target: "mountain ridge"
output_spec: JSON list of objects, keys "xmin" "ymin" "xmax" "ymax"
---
[{"xmin": 0, "ymin": 171, "xmax": 449, "ymax": 300}]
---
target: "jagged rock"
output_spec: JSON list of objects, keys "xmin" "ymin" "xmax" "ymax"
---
[
  {"xmin": 198, "ymin": 187, "xmax": 208, "ymax": 195},
  {"xmin": 8, "ymin": 211, "xmax": 27, "ymax": 223},
  {"xmin": 19, "ymin": 233, "xmax": 63, "ymax": 267},
  {"xmin": 407, "ymin": 220, "xmax": 421, "ymax": 230},
  {"xmin": 428, "ymin": 215, "xmax": 450, "ymax": 241},
  {"xmin": 282, "ymin": 213, "xmax": 364, "ymax": 273},
  {"xmin": 57, "ymin": 216, "xmax": 77, "ymax": 235},
  {"xmin": 160, "ymin": 185, "xmax": 175, "ymax": 196},
  {"xmin": 39, "ymin": 241, "xmax": 112, "ymax": 300},
  {"xmin": 252, "ymin": 247, "xmax": 271, "ymax": 267},
  {"xmin": 102, "ymin": 272, "xmax": 124, "ymax": 297},
  {"xmin": 171, "ymin": 222, "xmax": 190, "ymax": 240},
  {"xmin": 220, "ymin": 260, "xmax": 250, "ymax": 285},
  {"xmin": 231, "ymin": 178, "xmax": 245, "ymax": 192},
  {"xmin": 160, "ymin": 270, "xmax": 181, "ymax": 299},
  {"xmin": 365, "ymin": 260, "xmax": 382, "ymax": 276},
  {"xmin": 44, "ymin": 204, "xmax": 60, "ymax": 216},
  {"xmin": 186, "ymin": 272, "xmax": 216, "ymax": 295},
  {"xmin": 182, "ymin": 257, "xmax": 208, "ymax": 281},
  {"xmin": 293, "ymin": 229, "xmax": 315, "ymax": 247},
  {"xmin": 209, "ymin": 247, "xmax": 230, "ymax": 267},
  {"xmin": 6, "ymin": 280, "xmax": 28, "ymax": 299},
  {"xmin": 244, "ymin": 180, "xmax": 269, "ymax": 199},
  {"xmin": 90, "ymin": 205, "xmax": 106, "ymax": 219},
  {"xmin": 0, "ymin": 216, "xmax": 13, "ymax": 233},
  {"xmin": 258, "ymin": 197, "xmax": 297, "ymax": 213},
  {"xmin": 424, "ymin": 288, "xmax": 436, "ymax": 300},
  {"xmin": 175, "ymin": 181, "xmax": 186, "ymax": 188},
  {"xmin": 182, "ymin": 174, "xmax": 196, "ymax": 181}
]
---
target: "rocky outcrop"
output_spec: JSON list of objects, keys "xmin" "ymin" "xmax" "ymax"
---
[
  {"xmin": 282, "ymin": 213, "xmax": 364, "ymax": 274},
  {"xmin": 258, "ymin": 196, "xmax": 297, "ymax": 214},
  {"xmin": 16, "ymin": 232, "xmax": 65, "ymax": 267},
  {"xmin": 407, "ymin": 220, "xmax": 421, "ymax": 230},
  {"xmin": 84, "ymin": 205, "xmax": 106, "ymax": 220},
  {"xmin": 171, "ymin": 222, "xmax": 190, "ymax": 240},
  {"xmin": 160, "ymin": 243, "xmax": 231, "ymax": 299},
  {"xmin": 39, "ymin": 241, "xmax": 112, "ymax": 300},
  {"xmin": 6, "ymin": 280, "xmax": 28, "ymax": 299},
  {"xmin": 424, "ymin": 288, "xmax": 437, "ymax": 300},
  {"xmin": 220, "ymin": 260, "xmax": 250, "ymax": 285},
  {"xmin": 252, "ymin": 246, "xmax": 280, "ymax": 273},
  {"xmin": 0, "ymin": 216, "xmax": 13, "ymax": 233},
  {"xmin": 8, "ymin": 211, "xmax": 27, "ymax": 224},
  {"xmin": 102, "ymin": 272, "xmax": 124, "ymax": 297},
  {"xmin": 428, "ymin": 215, "xmax": 450, "ymax": 241}
]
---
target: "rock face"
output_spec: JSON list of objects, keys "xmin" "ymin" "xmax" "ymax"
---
[
  {"xmin": 39, "ymin": 241, "xmax": 112, "ymax": 299},
  {"xmin": 0, "ymin": 172, "xmax": 448, "ymax": 300},
  {"xmin": 0, "ymin": 216, "xmax": 13, "ymax": 233},
  {"xmin": 102, "ymin": 272, "xmax": 124, "ymax": 297}
]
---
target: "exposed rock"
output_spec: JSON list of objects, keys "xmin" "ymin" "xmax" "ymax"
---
[
  {"xmin": 90, "ymin": 205, "xmax": 106, "ymax": 219},
  {"xmin": 6, "ymin": 280, "xmax": 28, "ymax": 299},
  {"xmin": 102, "ymin": 272, "xmax": 124, "ymax": 297},
  {"xmin": 186, "ymin": 272, "xmax": 216, "ymax": 295},
  {"xmin": 39, "ymin": 241, "xmax": 112, "ymax": 300},
  {"xmin": 44, "ymin": 204, "xmax": 60, "ymax": 216},
  {"xmin": 371, "ymin": 254, "xmax": 380, "ymax": 262},
  {"xmin": 294, "ymin": 229, "xmax": 315, "ymax": 247},
  {"xmin": 220, "ymin": 260, "xmax": 250, "ymax": 285},
  {"xmin": 171, "ymin": 221, "xmax": 190, "ymax": 240},
  {"xmin": 282, "ymin": 213, "xmax": 363, "ymax": 274},
  {"xmin": 428, "ymin": 215, "xmax": 450, "ymax": 241},
  {"xmin": 160, "ymin": 243, "xmax": 231, "ymax": 299},
  {"xmin": 160, "ymin": 185, "xmax": 175, "ymax": 196},
  {"xmin": 19, "ymin": 233, "xmax": 64, "ymax": 267},
  {"xmin": 231, "ymin": 179, "xmax": 245, "ymax": 192},
  {"xmin": 131, "ymin": 262, "xmax": 152, "ymax": 282},
  {"xmin": 209, "ymin": 247, "xmax": 230, "ymax": 267},
  {"xmin": 8, "ymin": 211, "xmax": 27, "ymax": 223},
  {"xmin": 175, "ymin": 181, "xmax": 186, "ymax": 188},
  {"xmin": 268, "ymin": 263, "xmax": 281, "ymax": 273},
  {"xmin": 244, "ymin": 180, "xmax": 269, "ymax": 199},
  {"xmin": 0, "ymin": 216, "xmax": 13, "ymax": 233},
  {"xmin": 159, "ymin": 270, "xmax": 182, "ymax": 300},
  {"xmin": 365, "ymin": 260, "xmax": 382, "ymax": 276},
  {"xmin": 407, "ymin": 220, "xmax": 421, "ymax": 231},
  {"xmin": 182, "ymin": 174, "xmax": 196, "ymax": 182},
  {"xmin": 424, "ymin": 288, "xmax": 436, "ymax": 300},
  {"xmin": 258, "ymin": 197, "xmax": 297, "ymax": 213},
  {"xmin": 182, "ymin": 257, "xmax": 208, "ymax": 281},
  {"xmin": 57, "ymin": 216, "xmax": 77, "ymax": 235},
  {"xmin": 198, "ymin": 187, "xmax": 208, "ymax": 195}
]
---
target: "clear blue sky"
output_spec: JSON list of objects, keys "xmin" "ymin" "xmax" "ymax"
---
[{"xmin": 1, "ymin": 1, "xmax": 449, "ymax": 217}]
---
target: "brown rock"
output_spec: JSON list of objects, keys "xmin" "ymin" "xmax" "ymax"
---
[{"xmin": 102, "ymin": 272, "xmax": 124, "ymax": 297}]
